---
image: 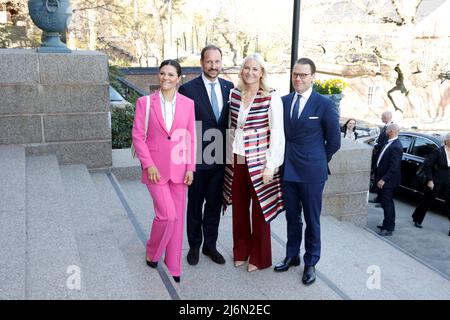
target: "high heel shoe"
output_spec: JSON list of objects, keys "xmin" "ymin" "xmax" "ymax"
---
[
  {"xmin": 234, "ymin": 261, "xmax": 245, "ymax": 267},
  {"xmin": 247, "ymin": 264, "xmax": 258, "ymax": 272},
  {"xmin": 172, "ymin": 276, "xmax": 180, "ymax": 283},
  {"xmin": 146, "ymin": 259, "xmax": 158, "ymax": 268}
]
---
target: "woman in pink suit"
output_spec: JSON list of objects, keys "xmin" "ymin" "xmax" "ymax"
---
[{"xmin": 132, "ymin": 59, "xmax": 196, "ymax": 283}]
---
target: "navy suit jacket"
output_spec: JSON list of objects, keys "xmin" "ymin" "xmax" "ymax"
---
[
  {"xmin": 375, "ymin": 138, "xmax": 403, "ymax": 188},
  {"xmin": 282, "ymin": 91, "xmax": 341, "ymax": 183},
  {"xmin": 179, "ymin": 76, "xmax": 234, "ymax": 170}
]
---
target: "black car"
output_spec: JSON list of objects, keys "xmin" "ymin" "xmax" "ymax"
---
[{"xmin": 364, "ymin": 131, "xmax": 446, "ymax": 203}]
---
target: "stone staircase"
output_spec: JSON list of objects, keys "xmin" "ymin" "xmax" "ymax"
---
[
  {"xmin": 1, "ymin": 145, "xmax": 449, "ymax": 300},
  {"xmin": 0, "ymin": 146, "xmax": 169, "ymax": 299}
]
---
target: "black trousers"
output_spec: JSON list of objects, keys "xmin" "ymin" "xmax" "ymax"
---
[
  {"xmin": 412, "ymin": 181, "xmax": 450, "ymax": 224},
  {"xmin": 186, "ymin": 165, "xmax": 225, "ymax": 250},
  {"xmin": 380, "ymin": 187, "xmax": 396, "ymax": 231}
]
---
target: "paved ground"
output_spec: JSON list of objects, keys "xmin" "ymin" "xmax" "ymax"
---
[
  {"xmin": 367, "ymin": 191, "xmax": 450, "ymax": 279},
  {"xmin": 117, "ymin": 179, "xmax": 450, "ymax": 300}
]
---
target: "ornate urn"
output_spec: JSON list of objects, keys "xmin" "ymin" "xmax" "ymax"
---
[{"xmin": 28, "ymin": 0, "xmax": 72, "ymax": 52}]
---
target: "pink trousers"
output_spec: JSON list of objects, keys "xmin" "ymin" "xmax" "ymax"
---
[{"xmin": 146, "ymin": 181, "xmax": 187, "ymax": 277}]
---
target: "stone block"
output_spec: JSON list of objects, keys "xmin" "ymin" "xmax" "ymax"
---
[
  {"xmin": 111, "ymin": 148, "xmax": 141, "ymax": 181},
  {"xmin": 44, "ymin": 113, "xmax": 111, "ymax": 142},
  {"xmin": 0, "ymin": 49, "xmax": 39, "ymax": 84},
  {"xmin": 0, "ymin": 115, "xmax": 42, "ymax": 144},
  {"xmin": 26, "ymin": 141, "xmax": 112, "ymax": 169},
  {"xmin": 322, "ymin": 191, "xmax": 368, "ymax": 216},
  {"xmin": 38, "ymin": 51, "xmax": 108, "ymax": 85},
  {"xmin": 0, "ymin": 85, "xmax": 42, "ymax": 115},
  {"xmin": 38, "ymin": 84, "xmax": 109, "ymax": 114},
  {"xmin": 329, "ymin": 139, "xmax": 373, "ymax": 173},
  {"xmin": 325, "ymin": 170, "xmax": 371, "ymax": 194}
]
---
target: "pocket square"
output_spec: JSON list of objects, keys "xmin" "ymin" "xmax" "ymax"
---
[{"xmin": 309, "ymin": 116, "xmax": 319, "ymax": 119}]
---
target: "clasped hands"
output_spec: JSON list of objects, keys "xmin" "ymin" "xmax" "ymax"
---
[
  {"xmin": 262, "ymin": 167, "xmax": 275, "ymax": 184},
  {"xmin": 147, "ymin": 166, "xmax": 193, "ymax": 186}
]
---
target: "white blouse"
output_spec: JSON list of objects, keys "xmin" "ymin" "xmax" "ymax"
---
[
  {"xmin": 343, "ymin": 130, "xmax": 356, "ymax": 141},
  {"xmin": 232, "ymin": 92, "xmax": 285, "ymax": 171},
  {"xmin": 159, "ymin": 91, "xmax": 176, "ymax": 132}
]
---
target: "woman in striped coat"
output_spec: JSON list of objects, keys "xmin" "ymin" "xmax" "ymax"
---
[{"xmin": 223, "ymin": 53, "xmax": 285, "ymax": 272}]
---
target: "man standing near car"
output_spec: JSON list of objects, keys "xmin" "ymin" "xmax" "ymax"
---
[
  {"xmin": 370, "ymin": 110, "xmax": 394, "ymax": 203},
  {"xmin": 375, "ymin": 123, "xmax": 403, "ymax": 236},
  {"xmin": 178, "ymin": 45, "xmax": 234, "ymax": 265}
]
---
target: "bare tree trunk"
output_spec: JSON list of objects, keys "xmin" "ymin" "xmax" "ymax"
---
[
  {"xmin": 222, "ymin": 33, "xmax": 239, "ymax": 66},
  {"xmin": 88, "ymin": 8, "xmax": 97, "ymax": 50}
]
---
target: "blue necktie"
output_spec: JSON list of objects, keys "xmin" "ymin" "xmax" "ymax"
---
[
  {"xmin": 210, "ymin": 83, "xmax": 220, "ymax": 121},
  {"xmin": 291, "ymin": 94, "xmax": 301, "ymax": 121}
]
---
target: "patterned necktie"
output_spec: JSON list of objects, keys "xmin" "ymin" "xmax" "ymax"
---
[
  {"xmin": 210, "ymin": 83, "xmax": 220, "ymax": 121},
  {"xmin": 291, "ymin": 94, "xmax": 301, "ymax": 121}
]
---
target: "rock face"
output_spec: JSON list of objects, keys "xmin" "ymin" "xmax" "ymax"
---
[{"xmin": 0, "ymin": 49, "xmax": 112, "ymax": 169}]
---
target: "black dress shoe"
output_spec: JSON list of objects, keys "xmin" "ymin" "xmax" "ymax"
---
[
  {"xmin": 202, "ymin": 247, "xmax": 226, "ymax": 265},
  {"xmin": 146, "ymin": 259, "xmax": 158, "ymax": 268},
  {"xmin": 187, "ymin": 248, "xmax": 199, "ymax": 265},
  {"xmin": 378, "ymin": 229, "xmax": 393, "ymax": 236},
  {"xmin": 172, "ymin": 276, "xmax": 180, "ymax": 283},
  {"xmin": 302, "ymin": 266, "xmax": 316, "ymax": 285},
  {"xmin": 274, "ymin": 256, "xmax": 300, "ymax": 272},
  {"xmin": 414, "ymin": 222, "xmax": 423, "ymax": 229},
  {"xmin": 377, "ymin": 225, "xmax": 384, "ymax": 229}
]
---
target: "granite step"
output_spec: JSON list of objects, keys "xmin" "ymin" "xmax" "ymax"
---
[{"xmin": 0, "ymin": 146, "xmax": 26, "ymax": 299}]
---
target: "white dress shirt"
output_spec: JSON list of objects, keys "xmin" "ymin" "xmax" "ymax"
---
[
  {"xmin": 159, "ymin": 91, "xmax": 176, "ymax": 132},
  {"xmin": 376, "ymin": 137, "xmax": 398, "ymax": 167},
  {"xmin": 290, "ymin": 87, "xmax": 313, "ymax": 119},
  {"xmin": 202, "ymin": 73, "xmax": 224, "ymax": 115},
  {"xmin": 445, "ymin": 147, "xmax": 450, "ymax": 167},
  {"xmin": 343, "ymin": 129, "xmax": 356, "ymax": 141},
  {"xmin": 232, "ymin": 92, "xmax": 285, "ymax": 171}
]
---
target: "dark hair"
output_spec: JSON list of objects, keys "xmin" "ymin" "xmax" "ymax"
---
[
  {"xmin": 342, "ymin": 118, "xmax": 357, "ymax": 137},
  {"xmin": 296, "ymin": 57, "xmax": 316, "ymax": 74},
  {"xmin": 201, "ymin": 44, "xmax": 222, "ymax": 60},
  {"xmin": 159, "ymin": 59, "xmax": 182, "ymax": 77}
]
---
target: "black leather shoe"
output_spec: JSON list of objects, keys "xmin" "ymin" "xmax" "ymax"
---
[
  {"xmin": 377, "ymin": 225, "xmax": 385, "ymax": 229},
  {"xmin": 187, "ymin": 248, "xmax": 199, "ymax": 265},
  {"xmin": 202, "ymin": 247, "xmax": 226, "ymax": 264},
  {"xmin": 146, "ymin": 259, "xmax": 158, "ymax": 268},
  {"xmin": 274, "ymin": 256, "xmax": 300, "ymax": 272},
  {"xmin": 414, "ymin": 222, "xmax": 423, "ymax": 229},
  {"xmin": 302, "ymin": 266, "xmax": 316, "ymax": 285},
  {"xmin": 172, "ymin": 276, "xmax": 180, "ymax": 283},
  {"xmin": 378, "ymin": 229, "xmax": 393, "ymax": 236}
]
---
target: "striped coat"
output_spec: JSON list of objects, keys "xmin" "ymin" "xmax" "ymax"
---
[{"xmin": 223, "ymin": 88, "xmax": 285, "ymax": 222}]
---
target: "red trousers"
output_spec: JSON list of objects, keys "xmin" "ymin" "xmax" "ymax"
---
[{"xmin": 231, "ymin": 155, "xmax": 272, "ymax": 269}]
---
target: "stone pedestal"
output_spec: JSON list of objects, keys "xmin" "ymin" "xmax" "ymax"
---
[
  {"xmin": 324, "ymin": 139, "xmax": 372, "ymax": 226},
  {"xmin": 0, "ymin": 49, "xmax": 111, "ymax": 169}
]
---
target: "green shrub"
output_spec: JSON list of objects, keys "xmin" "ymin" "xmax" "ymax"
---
[{"xmin": 111, "ymin": 105, "xmax": 135, "ymax": 149}]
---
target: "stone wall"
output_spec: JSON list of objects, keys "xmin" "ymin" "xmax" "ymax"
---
[
  {"xmin": 324, "ymin": 139, "xmax": 373, "ymax": 226},
  {"xmin": 0, "ymin": 49, "xmax": 112, "ymax": 169}
]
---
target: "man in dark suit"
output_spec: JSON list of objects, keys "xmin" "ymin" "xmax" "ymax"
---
[
  {"xmin": 178, "ymin": 45, "xmax": 234, "ymax": 265},
  {"xmin": 374, "ymin": 123, "xmax": 403, "ymax": 236},
  {"xmin": 274, "ymin": 58, "xmax": 341, "ymax": 285},
  {"xmin": 370, "ymin": 111, "xmax": 394, "ymax": 202}
]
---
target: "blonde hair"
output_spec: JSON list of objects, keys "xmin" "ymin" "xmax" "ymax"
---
[{"xmin": 237, "ymin": 53, "xmax": 271, "ymax": 97}]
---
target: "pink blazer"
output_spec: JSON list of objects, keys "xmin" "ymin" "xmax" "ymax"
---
[{"xmin": 132, "ymin": 91, "xmax": 196, "ymax": 185}]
